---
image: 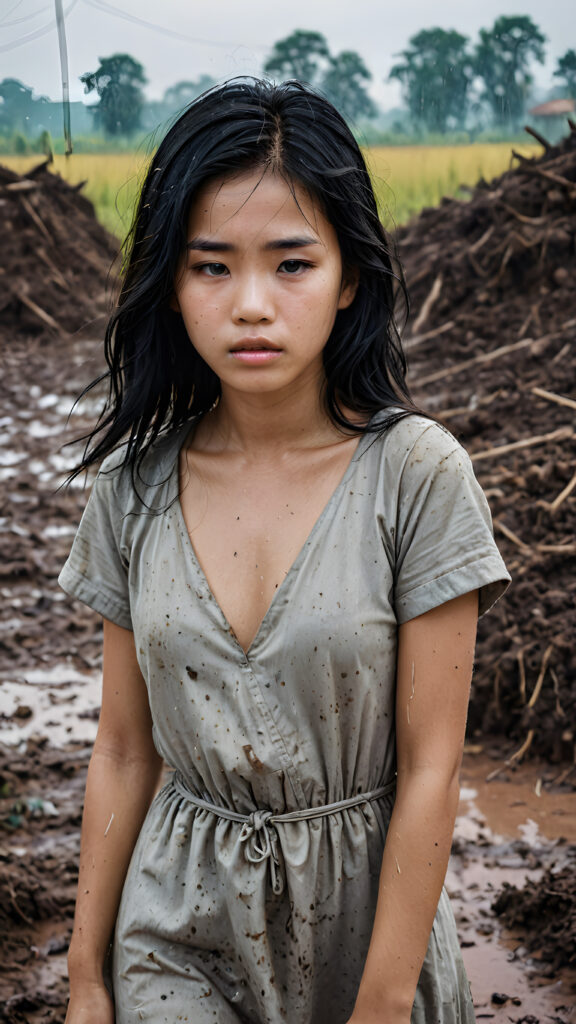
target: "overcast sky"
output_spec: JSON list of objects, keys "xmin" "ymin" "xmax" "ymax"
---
[{"xmin": 1, "ymin": 0, "xmax": 573, "ymax": 108}]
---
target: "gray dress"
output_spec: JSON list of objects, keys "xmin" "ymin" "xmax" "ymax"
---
[{"xmin": 59, "ymin": 413, "xmax": 510, "ymax": 1024}]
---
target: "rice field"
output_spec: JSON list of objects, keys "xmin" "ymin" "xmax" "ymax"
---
[
  {"xmin": 4, "ymin": 142, "xmax": 539, "ymax": 239},
  {"xmin": 366, "ymin": 143, "xmax": 539, "ymax": 228}
]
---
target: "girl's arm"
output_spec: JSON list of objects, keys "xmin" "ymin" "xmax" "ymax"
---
[
  {"xmin": 65, "ymin": 619, "xmax": 163, "ymax": 1023},
  {"xmin": 348, "ymin": 590, "xmax": 478, "ymax": 1024}
]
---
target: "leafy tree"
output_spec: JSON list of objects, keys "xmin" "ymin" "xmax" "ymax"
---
[
  {"xmin": 554, "ymin": 49, "xmax": 576, "ymax": 98},
  {"xmin": 0, "ymin": 78, "xmax": 48, "ymax": 135},
  {"xmin": 474, "ymin": 16, "xmax": 546, "ymax": 128},
  {"xmin": 163, "ymin": 76, "xmax": 217, "ymax": 113},
  {"xmin": 80, "ymin": 54, "xmax": 147, "ymax": 135},
  {"xmin": 264, "ymin": 30, "xmax": 378, "ymax": 123},
  {"xmin": 263, "ymin": 30, "xmax": 330, "ymax": 86},
  {"xmin": 321, "ymin": 51, "xmax": 376, "ymax": 122},
  {"xmin": 389, "ymin": 28, "xmax": 473, "ymax": 133}
]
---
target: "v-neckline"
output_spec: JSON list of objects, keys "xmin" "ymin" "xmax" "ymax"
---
[{"xmin": 171, "ymin": 423, "xmax": 373, "ymax": 660}]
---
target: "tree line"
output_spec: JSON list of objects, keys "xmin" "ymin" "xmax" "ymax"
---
[
  {"xmin": 390, "ymin": 17, "xmax": 575, "ymax": 133},
  {"xmin": 1, "ymin": 18, "xmax": 575, "ymax": 142}
]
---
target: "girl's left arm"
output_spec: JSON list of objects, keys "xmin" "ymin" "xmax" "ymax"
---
[{"xmin": 348, "ymin": 589, "xmax": 479, "ymax": 1024}]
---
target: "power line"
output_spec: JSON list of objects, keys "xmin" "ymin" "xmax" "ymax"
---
[
  {"xmin": 0, "ymin": 0, "xmax": 78, "ymax": 52},
  {"xmin": 0, "ymin": 2, "xmax": 48, "ymax": 28},
  {"xmin": 82, "ymin": 0, "xmax": 268, "ymax": 52}
]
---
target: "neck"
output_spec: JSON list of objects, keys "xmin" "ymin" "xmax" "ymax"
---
[{"xmin": 197, "ymin": 376, "xmax": 344, "ymax": 455}]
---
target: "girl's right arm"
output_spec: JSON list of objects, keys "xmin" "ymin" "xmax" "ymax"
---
[{"xmin": 65, "ymin": 619, "xmax": 163, "ymax": 1023}]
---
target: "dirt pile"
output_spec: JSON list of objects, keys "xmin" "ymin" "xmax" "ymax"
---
[
  {"xmin": 397, "ymin": 125, "xmax": 576, "ymax": 770},
  {"xmin": 0, "ymin": 160, "xmax": 118, "ymax": 344},
  {"xmin": 492, "ymin": 844, "xmax": 576, "ymax": 976}
]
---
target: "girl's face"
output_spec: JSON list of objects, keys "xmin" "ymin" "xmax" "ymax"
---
[{"xmin": 172, "ymin": 168, "xmax": 357, "ymax": 401}]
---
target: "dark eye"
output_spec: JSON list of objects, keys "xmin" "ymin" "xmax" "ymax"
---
[
  {"xmin": 201, "ymin": 263, "xmax": 228, "ymax": 277},
  {"xmin": 280, "ymin": 259, "xmax": 309, "ymax": 274}
]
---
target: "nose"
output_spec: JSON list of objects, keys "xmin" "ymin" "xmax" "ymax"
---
[{"xmin": 232, "ymin": 272, "xmax": 274, "ymax": 324}]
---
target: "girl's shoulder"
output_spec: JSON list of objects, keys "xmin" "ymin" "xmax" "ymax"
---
[
  {"xmin": 366, "ymin": 411, "xmax": 469, "ymax": 473},
  {"xmin": 93, "ymin": 420, "xmax": 195, "ymax": 511}
]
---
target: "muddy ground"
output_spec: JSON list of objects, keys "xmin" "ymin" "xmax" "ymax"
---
[{"xmin": 1, "ymin": 137, "xmax": 575, "ymax": 1021}]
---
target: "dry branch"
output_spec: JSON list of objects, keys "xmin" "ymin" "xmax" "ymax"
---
[
  {"xmin": 517, "ymin": 650, "xmax": 527, "ymax": 704},
  {"xmin": 17, "ymin": 292, "xmax": 63, "ymax": 332},
  {"xmin": 4, "ymin": 180, "xmax": 39, "ymax": 193},
  {"xmin": 411, "ymin": 274, "xmax": 443, "ymax": 334},
  {"xmin": 417, "ymin": 337, "xmax": 535, "ymax": 387},
  {"xmin": 535, "ymin": 543, "xmax": 576, "ymax": 554},
  {"xmin": 527, "ymin": 644, "xmax": 555, "ymax": 709},
  {"xmin": 507, "ymin": 730, "xmax": 535, "ymax": 765},
  {"xmin": 494, "ymin": 519, "xmax": 529, "ymax": 549},
  {"xmin": 548, "ymin": 471, "xmax": 576, "ymax": 513},
  {"xmin": 404, "ymin": 321, "xmax": 455, "ymax": 352},
  {"xmin": 470, "ymin": 427, "xmax": 572, "ymax": 462},
  {"xmin": 438, "ymin": 391, "xmax": 502, "ymax": 419},
  {"xmin": 530, "ymin": 386, "xmax": 576, "ymax": 411},
  {"xmin": 516, "ymin": 163, "xmax": 576, "ymax": 191},
  {"xmin": 523, "ymin": 124, "xmax": 553, "ymax": 151},
  {"xmin": 18, "ymin": 194, "xmax": 53, "ymax": 245}
]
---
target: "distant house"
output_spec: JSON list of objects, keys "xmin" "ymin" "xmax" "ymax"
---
[
  {"xmin": 528, "ymin": 98, "xmax": 575, "ymax": 141},
  {"xmin": 528, "ymin": 98, "xmax": 576, "ymax": 117}
]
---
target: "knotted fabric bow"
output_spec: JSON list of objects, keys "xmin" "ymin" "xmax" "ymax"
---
[
  {"xmin": 171, "ymin": 771, "xmax": 395, "ymax": 896},
  {"xmin": 239, "ymin": 810, "xmax": 283, "ymax": 894}
]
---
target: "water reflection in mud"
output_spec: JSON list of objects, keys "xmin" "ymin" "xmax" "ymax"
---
[{"xmin": 449, "ymin": 754, "xmax": 576, "ymax": 1020}]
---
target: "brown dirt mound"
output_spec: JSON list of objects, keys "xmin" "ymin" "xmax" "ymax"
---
[
  {"xmin": 0, "ymin": 160, "xmax": 118, "ymax": 343},
  {"xmin": 492, "ymin": 845, "xmax": 576, "ymax": 975},
  {"xmin": 397, "ymin": 125, "xmax": 576, "ymax": 770}
]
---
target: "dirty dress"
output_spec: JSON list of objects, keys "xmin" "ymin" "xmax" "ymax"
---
[{"xmin": 59, "ymin": 413, "xmax": 510, "ymax": 1024}]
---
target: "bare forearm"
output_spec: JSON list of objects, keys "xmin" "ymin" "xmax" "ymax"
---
[
  {"xmin": 351, "ymin": 769, "xmax": 460, "ymax": 1019},
  {"xmin": 349, "ymin": 594, "xmax": 479, "ymax": 1021},
  {"xmin": 68, "ymin": 743, "xmax": 162, "ymax": 984}
]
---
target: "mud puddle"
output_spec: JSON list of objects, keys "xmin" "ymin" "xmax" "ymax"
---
[
  {"xmin": 0, "ymin": 663, "xmax": 100, "ymax": 748},
  {"xmin": 448, "ymin": 754, "xmax": 576, "ymax": 1021}
]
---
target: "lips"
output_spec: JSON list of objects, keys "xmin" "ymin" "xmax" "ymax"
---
[{"xmin": 230, "ymin": 338, "xmax": 281, "ymax": 352}]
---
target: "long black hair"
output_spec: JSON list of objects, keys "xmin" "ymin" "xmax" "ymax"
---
[{"xmin": 73, "ymin": 77, "xmax": 417, "ymax": 477}]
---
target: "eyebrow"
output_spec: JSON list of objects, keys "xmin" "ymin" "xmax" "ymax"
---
[{"xmin": 186, "ymin": 235, "xmax": 320, "ymax": 252}]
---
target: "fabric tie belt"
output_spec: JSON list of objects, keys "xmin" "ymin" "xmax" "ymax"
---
[{"xmin": 172, "ymin": 771, "xmax": 395, "ymax": 895}]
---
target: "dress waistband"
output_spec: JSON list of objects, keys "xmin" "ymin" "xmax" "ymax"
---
[{"xmin": 171, "ymin": 771, "xmax": 395, "ymax": 895}]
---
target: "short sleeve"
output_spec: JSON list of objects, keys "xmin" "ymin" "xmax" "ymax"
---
[
  {"xmin": 393, "ymin": 422, "xmax": 510, "ymax": 624},
  {"xmin": 58, "ymin": 455, "xmax": 133, "ymax": 630}
]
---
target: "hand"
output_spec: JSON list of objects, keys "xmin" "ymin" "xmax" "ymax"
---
[{"xmin": 65, "ymin": 981, "xmax": 114, "ymax": 1023}]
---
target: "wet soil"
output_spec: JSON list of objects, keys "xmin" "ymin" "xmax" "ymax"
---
[
  {"xmin": 0, "ymin": 739, "xmax": 90, "ymax": 1023},
  {"xmin": 451, "ymin": 756, "xmax": 576, "ymax": 1021}
]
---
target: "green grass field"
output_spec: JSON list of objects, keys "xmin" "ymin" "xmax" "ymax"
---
[{"xmin": 4, "ymin": 142, "xmax": 539, "ymax": 239}]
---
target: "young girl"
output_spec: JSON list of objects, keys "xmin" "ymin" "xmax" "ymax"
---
[{"xmin": 60, "ymin": 78, "xmax": 509, "ymax": 1024}]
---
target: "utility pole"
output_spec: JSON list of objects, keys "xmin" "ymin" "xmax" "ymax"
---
[{"xmin": 54, "ymin": 0, "xmax": 73, "ymax": 155}]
